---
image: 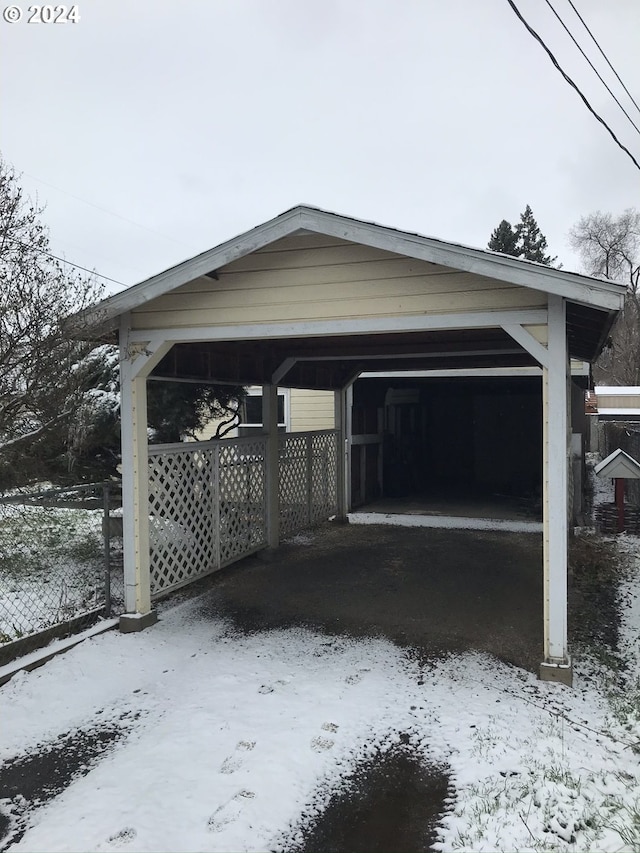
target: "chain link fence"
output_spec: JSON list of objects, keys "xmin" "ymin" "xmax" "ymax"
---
[{"xmin": 0, "ymin": 482, "xmax": 124, "ymax": 666}]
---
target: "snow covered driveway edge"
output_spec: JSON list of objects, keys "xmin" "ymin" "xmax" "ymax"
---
[
  {"xmin": 349, "ymin": 511, "xmax": 543, "ymax": 533},
  {"xmin": 1, "ymin": 540, "xmax": 640, "ymax": 852}
]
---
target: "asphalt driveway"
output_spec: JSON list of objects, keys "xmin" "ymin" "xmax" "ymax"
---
[{"xmin": 195, "ymin": 520, "xmax": 544, "ymax": 673}]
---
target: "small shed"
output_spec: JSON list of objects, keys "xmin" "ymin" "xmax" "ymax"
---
[
  {"xmin": 72, "ymin": 206, "xmax": 625, "ymax": 684},
  {"xmin": 594, "ymin": 448, "xmax": 640, "ymax": 480}
]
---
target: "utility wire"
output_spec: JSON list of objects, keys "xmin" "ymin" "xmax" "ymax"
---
[
  {"xmin": 505, "ymin": 0, "xmax": 640, "ymax": 172},
  {"xmin": 565, "ymin": 0, "xmax": 640, "ymax": 118},
  {"xmin": 5, "ymin": 236, "xmax": 127, "ymax": 288},
  {"xmin": 21, "ymin": 170, "xmax": 198, "ymax": 252},
  {"xmin": 543, "ymin": 0, "xmax": 640, "ymax": 137}
]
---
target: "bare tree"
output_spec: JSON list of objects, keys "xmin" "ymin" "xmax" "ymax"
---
[
  {"xmin": 0, "ymin": 156, "xmax": 103, "ymax": 488},
  {"xmin": 569, "ymin": 209, "xmax": 640, "ymax": 292},
  {"xmin": 569, "ymin": 209, "xmax": 640, "ymax": 385}
]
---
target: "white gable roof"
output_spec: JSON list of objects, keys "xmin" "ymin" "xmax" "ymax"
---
[{"xmin": 75, "ymin": 205, "xmax": 625, "ymax": 333}]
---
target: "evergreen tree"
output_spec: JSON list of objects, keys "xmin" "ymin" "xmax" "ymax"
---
[
  {"xmin": 488, "ymin": 220, "xmax": 519, "ymax": 256},
  {"xmin": 515, "ymin": 204, "xmax": 556, "ymax": 265}
]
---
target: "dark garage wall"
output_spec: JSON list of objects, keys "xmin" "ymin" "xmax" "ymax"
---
[{"xmin": 353, "ymin": 376, "xmax": 544, "ymax": 501}]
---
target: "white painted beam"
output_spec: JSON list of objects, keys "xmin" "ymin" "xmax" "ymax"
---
[
  {"xmin": 119, "ymin": 318, "xmax": 152, "ymax": 616},
  {"xmin": 127, "ymin": 309, "xmax": 549, "ymax": 345},
  {"xmin": 345, "ymin": 383, "xmax": 354, "ymax": 512},
  {"xmin": 501, "ymin": 324, "xmax": 549, "ymax": 369},
  {"xmin": 262, "ymin": 384, "xmax": 280, "ymax": 548},
  {"xmin": 129, "ymin": 339, "xmax": 174, "ymax": 380},
  {"xmin": 334, "ymin": 389, "xmax": 347, "ymax": 520}
]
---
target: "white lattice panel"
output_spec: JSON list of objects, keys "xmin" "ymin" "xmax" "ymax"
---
[
  {"xmin": 279, "ymin": 431, "xmax": 339, "ymax": 538},
  {"xmin": 310, "ymin": 432, "xmax": 339, "ymax": 522},
  {"xmin": 279, "ymin": 434, "xmax": 309, "ymax": 538},
  {"xmin": 218, "ymin": 438, "xmax": 267, "ymax": 565},
  {"xmin": 148, "ymin": 446, "xmax": 217, "ymax": 595},
  {"xmin": 148, "ymin": 432, "xmax": 336, "ymax": 596}
]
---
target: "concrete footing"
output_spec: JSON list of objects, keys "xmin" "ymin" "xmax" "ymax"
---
[
  {"xmin": 539, "ymin": 658, "xmax": 573, "ymax": 686},
  {"xmin": 119, "ymin": 610, "xmax": 158, "ymax": 633}
]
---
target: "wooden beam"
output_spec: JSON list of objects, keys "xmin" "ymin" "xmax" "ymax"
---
[
  {"xmin": 501, "ymin": 324, "xmax": 549, "ymax": 368},
  {"xmin": 128, "ymin": 309, "xmax": 550, "ymax": 344},
  {"xmin": 119, "ymin": 317, "xmax": 152, "ymax": 618},
  {"xmin": 262, "ymin": 384, "xmax": 280, "ymax": 548}
]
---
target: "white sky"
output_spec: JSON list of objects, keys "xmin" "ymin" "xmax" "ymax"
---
[{"xmin": 1, "ymin": 0, "xmax": 639, "ymax": 296}]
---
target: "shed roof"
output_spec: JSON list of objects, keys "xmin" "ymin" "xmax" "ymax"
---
[{"xmin": 594, "ymin": 448, "xmax": 640, "ymax": 479}]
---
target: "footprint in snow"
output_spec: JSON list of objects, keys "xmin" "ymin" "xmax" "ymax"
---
[
  {"xmin": 258, "ymin": 679, "xmax": 288, "ymax": 694},
  {"xmin": 220, "ymin": 739, "xmax": 256, "ymax": 774},
  {"xmin": 311, "ymin": 736, "xmax": 334, "ymax": 752},
  {"xmin": 106, "ymin": 827, "xmax": 137, "ymax": 846},
  {"xmin": 207, "ymin": 790, "xmax": 255, "ymax": 833},
  {"xmin": 345, "ymin": 668, "xmax": 370, "ymax": 685}
]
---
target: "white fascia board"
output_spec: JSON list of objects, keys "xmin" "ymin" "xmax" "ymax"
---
[
  {"xmin": 127, "ymin": 309, "xmax": 549, "ymax": 344},
  {"xmin": 597, "ymin": 408, "xmax": 640, "ymax": 416},
  {"xmin": 297, "ymin": 208, "xmax": 625, "ymax": 311},
  {"xmin": 595, "ymin": 386, "xmax": 640, "ymax": 395}
]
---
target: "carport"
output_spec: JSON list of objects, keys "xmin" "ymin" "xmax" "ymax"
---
[{"xmin": 76, "ymin": 206, "xmax": 624, "ymax": 684}]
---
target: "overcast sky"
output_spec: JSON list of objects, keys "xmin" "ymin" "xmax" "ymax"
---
[{"xmin": 1, "ymin": 0, "xmax": 639, "ymax": 296}]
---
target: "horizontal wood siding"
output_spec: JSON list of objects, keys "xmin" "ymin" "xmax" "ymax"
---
[
  {"xmin": 524, "ymin": 324, "xmax": 548, "ymax": 344},
  {"xmin": 598, "ymin": 394, "xmax": 640, "ymax": 409},
  {"xmin": 290, "ymin": 389, "xmax": 335, "ymax": 432},
  {"xmin": 131, "ymin": 234, "xmax": 547, "ymax": 332}
]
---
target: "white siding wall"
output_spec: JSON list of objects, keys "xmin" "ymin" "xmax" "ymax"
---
[
  {"xmin": 131, "ymin": 234, "xmax": 547, "ymax": 331},
  {"xmin": 289, "ymin": 389, "xmax": 335, "ymax": 431}
]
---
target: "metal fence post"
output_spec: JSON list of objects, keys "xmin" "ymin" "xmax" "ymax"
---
[{"xmin": 103, "ymin": 482, "xmax": 111, "ymax": 617}]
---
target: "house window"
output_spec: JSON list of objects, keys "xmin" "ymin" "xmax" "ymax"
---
[{"xmin": 238, "ymin": 388, "xmax": 289, "ymax": 436}]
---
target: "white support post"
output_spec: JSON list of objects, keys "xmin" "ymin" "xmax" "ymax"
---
[
  {"xmin": 119, "ymin": 321, "xmax": 172, "ymax": 633},
  {"xmin": 334, "ymin": 390, "xmax": 347, "ymax": 520},
  {"xmin": 262, "ymin": 384, "xmax": 280, "ymax": 548},
  {"xmin": 345, "ymin": 383, "xmax": 354, "ymax": 512},
  {"xmin": 540, "ymin": 295, "xmax": 572, "ymax": 685},
  {"xmin": 120, "ymin": 341, "xmax": 153, "ymax": 631}
]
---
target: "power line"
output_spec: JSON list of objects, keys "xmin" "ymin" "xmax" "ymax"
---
[
  {"xmin": 565, "ymin": 0, "xmax": 640, "ymax": 118},
  {"xmin": 543, "ymin": 0, "xmax": 640, "ymax": 137},
  {"xmin": 6, "ymin": 237, "xmax": 127, "ymax": 288},
  {"xmin": 21, "ymin": 170, "xmax": 198, "ymax": 252},
  {"xmin": 505, "ymin": 0, "xmax": 640, "ymax": 172}
]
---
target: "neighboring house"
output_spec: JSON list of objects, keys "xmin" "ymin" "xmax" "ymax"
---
[{"xmin": 198, "ymin": 387, "xmax": 335, "ymax": 439}]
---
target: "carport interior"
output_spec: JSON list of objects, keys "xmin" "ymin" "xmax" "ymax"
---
[{"xmin": 350, "ymin": 375, "xmax": 544, "ymax": 512}]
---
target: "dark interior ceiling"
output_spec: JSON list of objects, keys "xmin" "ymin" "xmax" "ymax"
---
[{"xmin": 149, "ymin": 302, "xmax": 615, "ymax": 390}]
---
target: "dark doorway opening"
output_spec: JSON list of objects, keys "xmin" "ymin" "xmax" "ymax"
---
[{"xmin": 351, "ymin": 376, "xmax": 544, "ymax": 516}]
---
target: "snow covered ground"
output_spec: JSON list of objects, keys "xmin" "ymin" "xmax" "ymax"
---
[{"xmin": 1, "ymin": 530, "xmax": 640, "ymax": 853}]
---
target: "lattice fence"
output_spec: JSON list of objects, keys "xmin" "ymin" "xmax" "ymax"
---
[
  {"xmin": 148, "ymin": 431, "xmax": 338, "ymax": 598},
  {"xmin": 279, "ymin": 431, "xmax": 339, "ymax": 538},
  {"xmin": 218, "ymin": 440, "xmax": 267, "ymax": 565},
  {"xmin": 148, "ymin": 437, "xmax": 267, "ymax": 597}
]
